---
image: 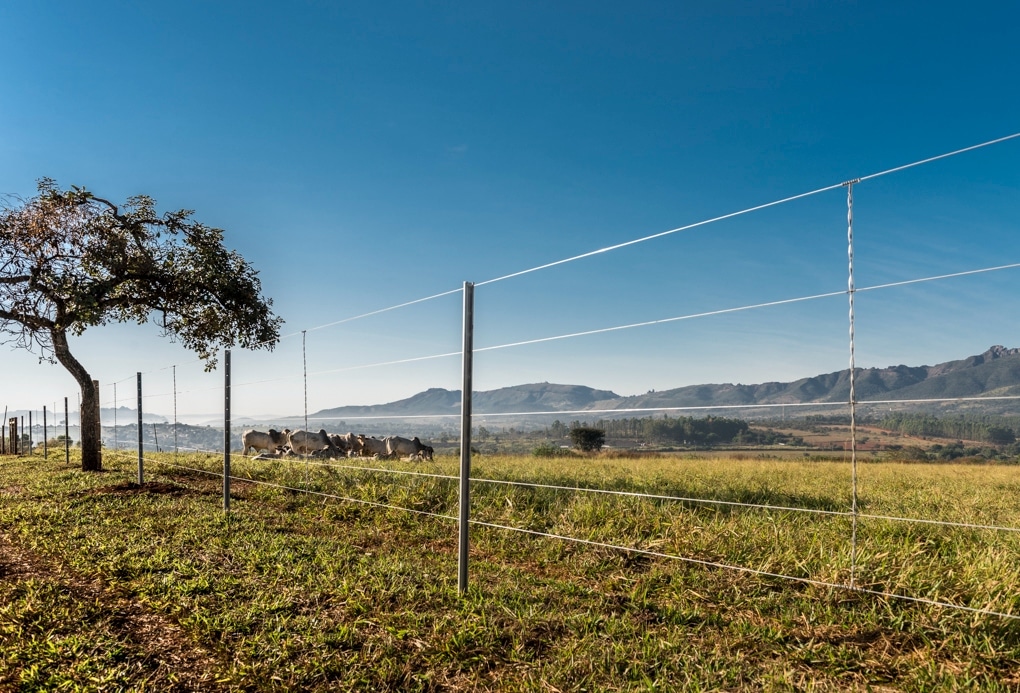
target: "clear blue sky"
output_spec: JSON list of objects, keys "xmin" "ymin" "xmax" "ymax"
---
[{"xmin": 2, "ymin": 1, "xmax": 1019, "ymax": 421}]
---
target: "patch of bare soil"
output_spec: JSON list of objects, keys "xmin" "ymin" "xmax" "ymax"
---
[{"xmin": 0, "ymin": 532, "xmax": 229, "ymax": 691}]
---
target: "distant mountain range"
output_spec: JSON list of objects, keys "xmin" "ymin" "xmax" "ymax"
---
[
  {"xmin": 310, "ymin": 346, "xmax": 1020, "ymax": 419},
  {"xmin": 2, "ymin": 406, "xmax": 168, "ymax": 426},
  {"xmin": 11, "ymin": 347, "xmax": 1018, "ymax": 429}
]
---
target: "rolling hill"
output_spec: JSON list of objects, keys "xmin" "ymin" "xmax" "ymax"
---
[{"xmin": 310, "ymin": 345, "xmax": 1020, "ymax": 419}]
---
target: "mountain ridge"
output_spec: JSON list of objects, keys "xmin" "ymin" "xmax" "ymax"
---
[{"xmin": 310, "ymin": 346, "xmax": 1020, "ymax": 418}]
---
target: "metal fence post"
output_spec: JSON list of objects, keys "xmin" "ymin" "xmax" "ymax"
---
[
  {"xmin": 28, "ymin": 411, "xmax": 32, "ymax": 455},
  {"xmin": 458, "ymin": 281, "xmax": 474, "ymax": 595},
  {"xmin": 64, "ymin": 397, "xmax": 69, "ymax": 464},
  {"xmin": 224, "ymin": 349, "xmax": 231, "ymax": 513},
  {"xmin": 137, "ymin": 372, "xmax": 144, "ymax": 485},
  {"xmin": 43, "ymin": 406, "xmax": 48, "ymax": 459},
  {"xmin": 93, "ymin": 380, "xmax": 102, "ymax": 468}
]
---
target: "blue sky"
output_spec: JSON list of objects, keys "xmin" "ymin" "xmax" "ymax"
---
[{"xmin": 2, "ymin": 1, "xmax": 1019, "ymax": 420}]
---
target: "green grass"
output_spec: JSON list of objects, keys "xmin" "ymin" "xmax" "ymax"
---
[{"xmin": 1, "ymin": 450, "xmax": 1020, "ymax": 691}]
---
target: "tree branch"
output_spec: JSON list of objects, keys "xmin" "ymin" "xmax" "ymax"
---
[{"xmin": 0, "ymin": 307, "xmax": 54, "ymax": 331}]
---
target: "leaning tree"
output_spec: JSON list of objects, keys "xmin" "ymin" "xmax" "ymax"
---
[{"xmin": 0, "ymin": 179, "xmax": 281, "ymax": 471}]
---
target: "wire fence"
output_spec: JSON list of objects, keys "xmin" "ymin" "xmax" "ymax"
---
[{"xmin": 10, "ymin": 131, "xmax": 1020, "ymax": 620}]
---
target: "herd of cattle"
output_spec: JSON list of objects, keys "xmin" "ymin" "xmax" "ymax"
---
[{"xmin": 240, "ymin": 428, "xmax": 434, "ymax": 461}]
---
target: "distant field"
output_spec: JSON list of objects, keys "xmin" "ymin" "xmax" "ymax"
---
[
  {"xmin": 770, "ymin": 423, "xmax": 971, "ymax": 453},
  {"xmin": 2, "ymin": 450, "xmax": 1019, "ymax": 690}
]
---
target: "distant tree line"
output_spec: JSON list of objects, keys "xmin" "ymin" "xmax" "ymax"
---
[
  {"xmin": 879, "ymin": 413, "xmax": 1018, "ymax": 445},
  {"xmin": 547, "ymin": 415, "xmax": 802, "ymax": 447},
  {"xmin": 885, "ymin": 441, "xmax": 1020, "ymax": 463},
  {"xmin": 602, "ymin": 415, "xmax": 749, "ymax": 445}
]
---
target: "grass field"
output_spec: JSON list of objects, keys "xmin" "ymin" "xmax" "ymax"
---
[{"xmin": 2, "ymin": 449, "xmax": 1020, "ymax": 691}]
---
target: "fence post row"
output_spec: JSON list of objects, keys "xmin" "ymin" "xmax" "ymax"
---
[
  {"xmin": 458, "ymin": 281, "xmax": 475, "ymax": 595},
  {"xmin": 137, "ymin": 372, "xmax": 144, "ymax": 485},
  {"xmin": 223, "ymin": 348, "xmax": 231, "ymax": 513}
]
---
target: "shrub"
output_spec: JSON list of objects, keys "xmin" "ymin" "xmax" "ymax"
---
[
  {"xmin": 532, "ymin": 443, "xmax": 572, "ymax": 458},
  {"xmin": 569, "ymin": 426, "xmax": 605, "ymax": 452}
]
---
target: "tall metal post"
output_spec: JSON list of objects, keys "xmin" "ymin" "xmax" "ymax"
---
[
  {"xmin": 64, "ymin": 397, "xmax": 70, "ymax": 464},
  {"xmin": 173, "ymin": 365, "xmax": 178, "ymax": 458},
  {"xmin": 458, "ymin": 282, "xmax": 475, "ymax": 594},
  {"xmin": 43, "ymin": 406, "xmax": 48, "ymax": 459},
  {"xmin": 28, "ymin": 412, "xmax": 32, "ymax": 455},
  {"xmin": 137, "ymin": 373, "xmax": 144, "ymax": 485},
  {"xmin": 223, "ymin": 349, "xmax": 232, "ymax": 513},
  {"xmin": 93, "ymin": 380, "xmax": 102, "ymax": 468},
  {"xmin": 844, "ymin": 179, "xmax": 861, "ymax": 587}
]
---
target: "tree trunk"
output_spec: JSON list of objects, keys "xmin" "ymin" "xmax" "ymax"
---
[{"xmin": 51, "ymin": 329, "xmax": 102, "ymax": 471}]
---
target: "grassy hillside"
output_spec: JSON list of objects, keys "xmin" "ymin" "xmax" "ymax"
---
[{"xmin": 2, "ymin": 450, "xmax": 1019, "ymax": 690}]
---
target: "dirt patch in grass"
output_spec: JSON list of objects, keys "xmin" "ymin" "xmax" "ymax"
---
[{"xmin": 0, "ymin": 531, "xmax": 227, "ymax": 691}]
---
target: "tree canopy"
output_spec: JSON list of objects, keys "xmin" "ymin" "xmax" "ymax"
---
[
  {"xmin": 569, "ymin": 425, "xmax": 605, "ymax": 452},
  {"xmin": 0, "ymin": 179, "xmax": 282, "ymax": 470}
]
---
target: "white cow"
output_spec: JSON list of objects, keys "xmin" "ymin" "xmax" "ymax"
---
[
  {"xmin": 330, "ymin": 432, "xmax": 362, "ymax": 457},
  {"xmin": 328, "ymin": 434, "xmax": 348, "ymax": 455},
  {"xmin": 287, "ymin": 429, "xmax": 335, "ymax": 456},
  {"xmin": 383, "ymin": 435, "xmax": 432, "ymax": 461},
  {"xmin": 356, "ymin": 435, "xmax": 388, "ymax": 457},
  {"xmin": 241, "ymin": 428, "xmax": 291, "ymax": 456}
]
